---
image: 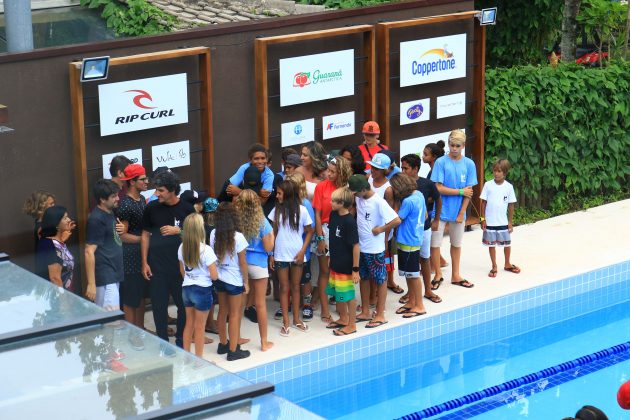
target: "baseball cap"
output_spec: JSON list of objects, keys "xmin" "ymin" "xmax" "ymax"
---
[
  {"xmin": 348, "ymin": 174, "xmax": 370, "ymax": 192},
  {"xmin": 618, "ymin": 380, "xmax": 630, "ymax": 409},
  {"xmin": 367, "ymin": 152, "xmax": 391, "ymax": 170},
  {"xmin": 120, "ymin": 164, "xmax": 146, "ymax": 181},
  {"xmin": 203, "ymin": 197, "xmax": 219, "ymax": 213},
  {"xmin": 362, "ymin": 121, "xmax": 380, "ymax": 135},
  {"xmin": 243, "ymin": 165, "xmax": 262, "ymax": 193},
  {"xmin": 180, "ymin": 189, "xmax": 208, "ymax": 205},
  {"xmin": 284, "ymin": 154, "xmax": 302, "ymax": 168}
]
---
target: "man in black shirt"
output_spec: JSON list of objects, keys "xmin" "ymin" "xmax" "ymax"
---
[
  {"xmin": 85, "ymin": 179, "xmax": 125, "ymax": 309},
  {"xmin": 141, "ymin": 170, "xmax": 194, "ymax": 348},
  {"xmin": 401, "ymin": 154, "xmax": 442, "ymax": 304}
]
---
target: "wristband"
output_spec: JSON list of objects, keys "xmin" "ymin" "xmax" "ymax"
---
[
  {"xmin": 458, "ymin": 188, "xmax": 464, "ymax": 196},
  {"xmin": 267, "ymin": 251, "xmax": 274, "ymax": 256},
  {"xmin": 352, "ymin": 267, "xmax": 360, "ymax": 272},
  {"xmin": 316, "ymin": 235, "xmax": 325, "ymax": 242}
]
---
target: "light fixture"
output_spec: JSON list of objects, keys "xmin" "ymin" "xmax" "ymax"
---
[
  {"xmin": 80, "ymin": 56, "xmax": 110, "ymax": 82},
  {"xmin": 478, "ymin": 7, "xmax": 497, "ymax": 26}
]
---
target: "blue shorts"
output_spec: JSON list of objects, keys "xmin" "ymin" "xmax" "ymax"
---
[
  {"xmin": 359, "ymin": 252, "xmax": 387, "ymax": 285},
  {"xmin": 182, "ymin": 285, "xmax": 214, "ymax": 311},
  {"xmin": 214, "ymin": 279, "xmax": 244, "ymax": 296}
]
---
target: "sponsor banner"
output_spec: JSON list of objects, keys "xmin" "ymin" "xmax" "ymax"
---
[
  {"xmin": 399, "ymin": 98, "xmax": 430, "ymax": 125},
  {"xmin": 98, "ymin": 73, "xmax": 188, "ymax": 136},
  {"xmin": 437, "ymin": 92, "xmax": 466, "ymax": 119},
  {"xmin": 101, "ymin": 149, "xmax": 142, "ymax": 179},
  {"xmin": 280, "ymin": 49, "xmax": 355, "ymax": 107},
  {"xmin": 400, "ymin": 129, "xmax": 464, "ymax": 178},
  {"xmin": 281, "ymin": 118, "xmax": 315, "ymax": 147},
  {"xmin": 322, "ymin": 111, "xmax": 355, "ymax": 140},
  {"xmin": 151, "ymin": 140, "xmax": 190, "ymax": 171},
  {"xmin": 400, "ymin": 34, "xmax": 467, "ymax": 87},
  {"xmin": 141, "ymin": 182, "xmax": 192, "ymax": 202}
]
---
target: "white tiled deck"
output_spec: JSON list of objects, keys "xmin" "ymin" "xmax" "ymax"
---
[{"xmin": 148, "ymin": 199, "xmax": 630, "ymax": 374}]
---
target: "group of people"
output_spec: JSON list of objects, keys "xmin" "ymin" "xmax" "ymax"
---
[{"xmin": 25, "ymin": 123, "xmax": 521, "ymax": 363}]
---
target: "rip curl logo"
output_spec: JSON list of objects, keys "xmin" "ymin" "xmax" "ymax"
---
[
  {"xmin": 126, "ymin": 89, "xmax": 157, "ymax": 109},
  {"xmin": 293, "ymin": 72, "xmax": 311, "ymax": 88}
]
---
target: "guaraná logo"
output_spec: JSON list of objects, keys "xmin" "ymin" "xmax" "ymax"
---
[
  {"xmin": 411, "ymin": 44, "xmax": 456, "ymax": 77},
  {"xmin": 293, "ymin": 72, "xmax": 311, "ymax": 88},
  {"xmin": 406, "ymin": 103, "xmax": 424, "ymax": 120}
]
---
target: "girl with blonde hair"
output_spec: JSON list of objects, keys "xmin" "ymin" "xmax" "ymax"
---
[
  {"xmin": 178, "ymin": 213, "xmax": 219, "ymax": 358},
  {"xmin": 234, "ymin": 190, "xmax": 275, "ymax": 351}
]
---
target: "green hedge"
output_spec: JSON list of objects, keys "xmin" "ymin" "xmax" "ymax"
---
[{"xmin": 484, "ymin": 62, "xmax": 630, "ymax": 208}]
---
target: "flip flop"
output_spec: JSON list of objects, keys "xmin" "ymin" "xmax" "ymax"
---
[
  {"xmin": 504, "ymin": 265, "xmax": 521, "ymax": 274},
  {"xmin": 356, "ymin": 317, "xmax": 372, "ymax": 323},
  {"xmin": 279, "ymin": 325, "xmax": 290, "ymax": 337},
  {"xmin": 424, "ymin": 294, "xmax": 442, "ymax": 303},
  {"xmin": 403, "ymin": 311, "xmax": 426, "ymax": 318},
  {"xmin": 320, "ymin": 315, "xmax": 333, "ymax": 324},
  {"xmin": 333, "ymin": 329, "xmax": 357, "ymax": 336},
  {"xmin": 398, "ymin": 294, "xmax": 410, "ymax": 304},
  {"xmin": 365, "ymin": 320, "xmax": 388, "ymax": 329},
  {"xmin": 395, "ymin": 306, "xmax": 412, "ymax": 314},
  {"xmin": 326, "ymin": 321, "xmax": 348, "ymax": 329},
  {"xmin": 452, "ymin": 280, "xmax": 474, "ymax": 288},
  {"xmin": 488, "ymin": 269, "xmax": 497, "ymax": 278},
  {"xmin": 292, "ymin": 323, "xmax": 310, "ymax": 333},
  {"xmin": 431, "ymin": 278, "xmax": 444, "ymax": 291},
  {"xmin": 387, "ymin": 285, "xmax": 405, "ymax": 294}
]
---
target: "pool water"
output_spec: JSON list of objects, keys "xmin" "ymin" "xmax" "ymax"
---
[{"xmin": 276, "ymin": 299, "xmax": 630, "ymax": 419}]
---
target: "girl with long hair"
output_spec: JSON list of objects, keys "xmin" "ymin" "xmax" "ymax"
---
[
  {"xmin": 269, "ymin": 180, "xmax": 314, "ymax": 336},
  {"xmin": 36, "ymin": 205, "xmax": 75, "ymax": 290},
  {"xmin": 23, "ymin": 190, "xmax": 56, "ymax": 252},
  {"xmin": 210, "ymin": 202, "xmax": 251, "ymax": 361},
  {"xmin": 234, "ymin": 190, "xmax": 275, "ymax": 351},
  {"xmin": 178, "ymin": 213, "xmax": 219, "ymax": 358},
  {"xmin": 423, "ymin": 140, "xmax": 449, "ymax": 279},
  {"xmin": 313, "ymin": 155, "xmax": 352, "ymax": 325},
  {"xmin": 340, "ymin": 144, "xmax": 366, "ymax": 175}
]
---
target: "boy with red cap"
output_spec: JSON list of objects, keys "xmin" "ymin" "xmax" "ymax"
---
[{"xmin": 358, "ymin": 121, "xmax": 389, "ymax": 171}]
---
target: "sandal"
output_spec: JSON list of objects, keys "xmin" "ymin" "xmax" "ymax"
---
[
  {"xmin": 504, "ymin": 264, "xmax": 521, "ymax": 274},
  {"xmin": 326, "ymin": 321, "xmax": 348, "ymax": 329},
  {"xmin": 452, "ymin": 280, "xmax": 474, "ymax": 288},
  {"xmin": 320, "ymin": 315, "xmax": 333, "ymax": 324},
  {"xmin": 403, "ymin": 311, "xmax": 426, "ymax": 318},
  {"xmin": 395, "ymin": 306, "xmax": 412, "ymax": 314},
  {"xmin": 488, "ymin": 269, "xmax": 497, "ymax": 278},
  {"xmin": 356, "ymin": 316, "xmax": 372, "ymax": 323},
  {"xmin": 398, "ymin": 294, "xmax": 410, "ymax": 304},
  {"xmin": 292, "ymin": 323, "xmax": 310, "ymax": 333},
  {"xmin": 387, "ymin": 284, "xmax": 404, "ymax": 294},
  {"xmin": 365, "ymin": 320, "xmax": 388, "ymax": 329},
  {"xmin": 280, "ymin": 325, "xmax": 290, "ymax": 337},
  {"xmin": 333, "ymin": 329, "xmax": 356, "ymax": 336},
  {"xmin": 431, "ymin": 277, "xmax": 444, "ymax": 291},
  {"xmin": 424, "ymin": 294, "xmax": 442, "ymax": 303}
]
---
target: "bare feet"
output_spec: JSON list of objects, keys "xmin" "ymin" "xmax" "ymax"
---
[
  {"xmin": 238, "ymin": 337, "xmax": 250, "ymax": 345},
  {"xmin": 261, "ymin": 341, "xmax": 274, "ymax": 351}
]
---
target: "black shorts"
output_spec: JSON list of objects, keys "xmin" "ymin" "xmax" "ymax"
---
[
  {"xmin": 121, "ymin": 272, "xmax": 149, "ymax": 308},
  {"xmin": 397, "ymin": 248, "xmax": 420, "ymax": 278}
]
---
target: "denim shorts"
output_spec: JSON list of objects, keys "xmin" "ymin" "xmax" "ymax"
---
[
  {"xmin": 274, "ymin": 260, "xmax": 303, "ymax": 270},
  {"xmin": 182, "ymin": 285, "xmax": 214, "ymax": 311},
  {"xmin": 214, "ymin": 279, "xmax": 244, "ymax": 296}
]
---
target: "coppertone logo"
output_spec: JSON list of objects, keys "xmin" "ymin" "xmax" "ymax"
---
[
  {"xmin": 98, "ymin": 73, "xmax": 188, "ymax": 136},
  {"xmin": 400, "ymin": 34, "xmax": 467, "ymax": 87},
  {"xmin": 406, "ymin": 103, "xmax": 424, "ymax": 120},
  {"xmin": 114, "ymin": 89, "xmax": 175, "ymax": 125}
]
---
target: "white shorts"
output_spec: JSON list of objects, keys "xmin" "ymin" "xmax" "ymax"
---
[
  {"xmin": 420, "ymin": 228, "xmax": 431, "ymax": 259},
  {"xmin": 431, "ymin": 220, "xmax": 465, "ymax": 248},
  {"xmin": 248, "ymin": 264, "xmax": 269, "ymax": 280},
  {"xmin": 96, "ymin": 283, "xmax": 120, "ymax": 311}
]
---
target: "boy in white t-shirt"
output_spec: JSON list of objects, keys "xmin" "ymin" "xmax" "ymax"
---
[
  {"xmin": 348, "ymin": 175, "xmax": 401, "ymax": 329},
  {"xmin": 480, "ymin": 159, "xmax": 520, "ymax": 278}
]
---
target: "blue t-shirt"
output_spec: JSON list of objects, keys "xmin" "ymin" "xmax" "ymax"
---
[
  {"xmin": 396, "ymin": 191, "xmax": 426, "ymax": 247},
  {"xmin": 430, "ymin": 155, "xmax": 477, "ymax": 222},
  {"xmin": 229, "ymin": 163, "xmax": 275, "ymax": 191},
  {"xmin": 245, "ymin": 218, "xmax": 273, "ymax": 268},
  {"xmin": 302, "ymin": 198, "xmax": 315, "ymax": 261}
]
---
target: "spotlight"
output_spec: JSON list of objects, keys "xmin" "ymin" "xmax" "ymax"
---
[
  {"xmin": 80, "ymin": 56, "xmax": 110, "ymax": 82},
  {"xmin": 478, "ymin": 8, "xmax": 497, "ymax": 26}
]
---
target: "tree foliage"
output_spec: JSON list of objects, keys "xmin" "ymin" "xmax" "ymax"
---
[
  {"xmin": 475, "ymin": 0, "xmax": 564, "ymax": 66},
  {"xmin": 484, "ymin": 62, "xmax": 630, "ymax": 208}
]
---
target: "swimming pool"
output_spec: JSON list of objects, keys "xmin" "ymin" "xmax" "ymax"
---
[{"xmin": 239, "ymin": 261, "xmax": 630, "ymax": 419}]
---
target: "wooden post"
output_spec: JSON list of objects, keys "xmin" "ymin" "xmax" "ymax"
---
[
  {"xmin": 199, "ymin": 49, "xmax": 215, "ymax": 195},
  {"xmin": 471, "ymin": 21, "xmax": 487, "ymax": 222},
  {"xmin": 254, "ymin": 39, "xmax": 269, "ymax": 148}
]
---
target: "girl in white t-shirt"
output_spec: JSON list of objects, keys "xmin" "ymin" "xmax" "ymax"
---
[
  {"xmin": 480, "ymin": 159, "xmax": 520, "ymax": 278},
  {"xmin": 210, "ymin": 202, "xmax": 251, "ymax": 361},
  {"xmin": 178, "ymin": 213, "xmax": 218, "ymax": 358},
  {"xmin": 269, "ymin": 180, "xmax": 314, "ymax": 336}
]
